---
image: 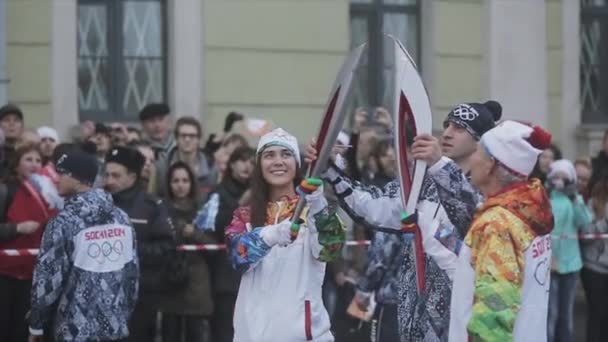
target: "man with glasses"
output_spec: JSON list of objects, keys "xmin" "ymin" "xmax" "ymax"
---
[{"xmin": 156, "ymin": 116, "xmax": 218, "ymax": 199}]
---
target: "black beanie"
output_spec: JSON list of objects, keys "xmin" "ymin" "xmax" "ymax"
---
[
  {"xmin": 105, "ymin": 146, "xmax": 145, "ymax": 175},
  {"xmin": 55, "ymin": 150, "xmax": 99, "ymax": 186},
  {"xmin": 94, "ymin": 123, "xmax": 111, "ymax": 137},
  {"xmin": 139, "ymin": 103, "xmax": 170, "ymax": 122},
  {"xmin": 444, "ymin": 100, "xmax": 503, "ymax": 140},
  {"xmin": 0, "ymin": 104, "xmax": 24, "ymax": 121}
]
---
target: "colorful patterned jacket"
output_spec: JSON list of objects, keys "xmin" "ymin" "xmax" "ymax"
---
[
  {"xmin": 226, "ymin": 194, "xmax": 345, "ymax": 341},
  {"xmin": 449, "ymin": 180, "xmax": 554, "ymax": 342}
]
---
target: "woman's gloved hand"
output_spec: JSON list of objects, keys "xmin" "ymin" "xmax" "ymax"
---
[{"xmin": 260, "ymin": 219, "xmax": 294, "ymax": 247}]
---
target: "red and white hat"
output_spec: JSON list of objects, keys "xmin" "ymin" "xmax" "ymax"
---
[{"xmin": 480, "ymin": 120, "xmax": 552, "ymax": 177}]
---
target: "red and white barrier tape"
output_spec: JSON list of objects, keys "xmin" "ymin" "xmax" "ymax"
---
[
  {"xmin": 4, "ymin": 235, "xmax": 608, "ymax": 256},
  {"xmin": 552, "ymin": 233, "xmax": 608, "ymax": 240},
  {"xmin": 0, "ymin": 240, "xmax": 372, "ymax": 256},
  {"xmin": 0, "ymin": 248, "xmax": 40, "ymax": 256}
]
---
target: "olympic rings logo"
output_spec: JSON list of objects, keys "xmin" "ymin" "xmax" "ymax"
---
[
  {"xmin": 87, "ymin": 240, "xmax": 124, "ymax": 264},
  {"xmin": 452, "ymin": 104, "xmax": 479, "ymax": 121}
]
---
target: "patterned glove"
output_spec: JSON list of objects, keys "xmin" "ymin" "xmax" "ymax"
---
[
  {"xmin": 400, "ymin": 211, "xmax": 419, "ymax": 233},
  {"xmin": 298, "ymin": 177, "xmax": 323, "ymax": 197}
]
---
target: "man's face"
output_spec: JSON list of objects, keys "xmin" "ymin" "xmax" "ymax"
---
[
  {"xmin": 104, "ymin": 162, "xmax": 137, "ymax": 193},
  {"xmin": 142, "ymin": 116, "xmax": 170, "ymax": 142},
  {"xmin": 90, "ymin": 133, "xmax": 111, "ymax": 155},
  {"xmin": 538, "ymin": 149, "xmax": 555, "ymax": 174},
  {"xmin": 137, "ymin": 146, "xmax": 156, "ymax": 180},
  {"xmin": 468, "ymin": 143, "xmax": 495, "ymax": 190},
  {"xmin": 357, "ymin": 128, "xmax": 378, "ymax": 161},
  {"xmin": 441, "ymin": 122, "xmax": 477, "ymax": 163},
  {"xmin": 176, "ymin": 124, "xmax": 200, "ymax": 154},
  {"xmin": 56, "ymin": 173, "xmax": 80, "ymax": 197},
  {"xmin": 576, "ymin": 164, "xmax": 591, "ymax": 194},
  {"xmin": 231, "ymin": 157, "xmax": 254, "ymax": 183},
  {"xmin": 40, "ymin": 137, "xmax": 58, "ymax": 159},
  {"xmin": 0, "ymin": 114, "xmax": 24, "ymax": 140}
]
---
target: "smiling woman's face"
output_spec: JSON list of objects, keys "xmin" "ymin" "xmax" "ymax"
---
[{"xmin": 260, "ymin": 145, "xmax": 297, "ymax": 187}]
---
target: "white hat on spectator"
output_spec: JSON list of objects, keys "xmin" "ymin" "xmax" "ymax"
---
[
  {"xmin": 37, "ymin": 126, "xmax": 60, "ymax": 143},
  {"xmin": 337, "ymin": 131, "xmax": 350, "ymax": 146},
  {"xmin": 548, "ymin": 159, "xmax": 577, "ymax": 183}
]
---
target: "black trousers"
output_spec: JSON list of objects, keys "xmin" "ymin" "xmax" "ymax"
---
[
  {"xmin": 162, "ymin": 314, "xmax": 209, "ymax": 342},
  {"xmin": 0, "ymin": 275, "xmax": 31, "ymax": 342},
  {"xmin": 211, "ymin": 293, "xmax": 237, "ymax": 342},
  {"xmin": 581, "ymin": 267, "xmax": 608, "ymax": 342},
  {"xmin": 371, "ymin": 304, "xmax": 400, "ymax": 342},
  {"xmin": 128, "ymin": 295, "xmax": 158, "ymax": 342}
]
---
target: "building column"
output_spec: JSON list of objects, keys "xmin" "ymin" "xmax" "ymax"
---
[
  {"xmin": 484, "ymin": 0, "xmax": 548, "ymax": 127},
  {"xmin": 51, "ymin": 0, "xmax": 78, "ymax": 138},
  {"xmin": 169, "ymin": 0, "xmax": 205, "ymax": 120},
  {"xmin": 561, "ymin": 0, "xmax": 581, "ymax": 158},
  {"xmin": 0, "ymin": 0, "xmax": 7, "ymax": 105}
]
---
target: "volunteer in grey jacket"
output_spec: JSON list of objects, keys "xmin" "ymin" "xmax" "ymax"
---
[{"xmin": 29, "ymin": 150, "xmax": 138, "ymax": 342}]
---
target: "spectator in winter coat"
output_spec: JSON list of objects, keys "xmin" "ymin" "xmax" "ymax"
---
[
  {"xmin": 104, "ymin": 146, "xmax": 174, "ymax": 342},
  {"xmin": 0, "ymin": 104, "xmax": 24, "ymax": 179},
  {"xmin": 28, "ymin": 149, "xmax": 138, "ymax": 342},
  {"xmin": 89, "ymin": 123, "xmax": 112, "ymax": 164},
  {"xmin": 130, "ymin": 141, "xmax": 158, "ymax": 195},
  {"xmin": 210, "ymin": 133, "xmax": 249, "ymax": 182},
  {"xmin": 530, "ymin": 144, "xmax": 563, "ymax": 185},
  {"xmin": 203, "ymin": 111, "xmax": 245, "ymax": 162},
  {"xmin": 159, "ymin": 161, "xmax": 216, "ymax": 342},
  {"xmin": 156, "ymin": 116, "xmax": 218, "ymax": 200},
  {"xmin": 546, "ymin": 160, "xmax": 592, "ymax": 342},
  {"xmin": 37, "ymin": 126, "xmax": 60, "ymax": 166},
  {"xmin": 581, "ymin": 174, "xmax": 608, "ymax": 342},
  {"xmin": 37, "ymin": 127, "xmax": 61, "ymax": 184},
  {"xmin": 589, "ymin": 129, "xmax": 608, "ymax": 195},
  {"xmin": 0, "ymin": 143, "xmax": 59, "ymax": 342},
  {"xmin": 361, "ymin": 140, "xmax": 396, "ymax": 188},
  {"xmin": 88, "ymin": 123, "xmax": 112, "ymax": 187},
  {"xmin": 575, "ymin": 158, "xmax": 593, "ymax": 203},
  {"xmin": 139, "ymin": 103, "xmax": 175, "ymax": 158},
  {"xmin": 194, "ymin": 146, "xmax": 255, "ymax": 342}
]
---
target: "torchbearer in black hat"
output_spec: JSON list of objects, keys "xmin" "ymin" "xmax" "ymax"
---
[
  {"xmin": 103, "ymin": 146, "xmax": 175, "ymax": 342},
  {"xmin": 28, "ymin": 149, "xmax": 138, "ymax": 342}
]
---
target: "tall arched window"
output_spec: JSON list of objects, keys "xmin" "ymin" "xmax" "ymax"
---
[
  {"xmin": 581, "ymin": 0, "xmax": 608, "ymax": 123},
  {"xmin": 77, "ymin": 0, "xmax": 167, "ymax": 121}
]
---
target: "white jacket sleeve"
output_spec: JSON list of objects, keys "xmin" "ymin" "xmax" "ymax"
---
[{"xmin": 323, "ymin": 165, "xmax": 402, "ymax": 232}]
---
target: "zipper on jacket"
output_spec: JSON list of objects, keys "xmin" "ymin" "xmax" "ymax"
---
[
  {"xmin": 273, "ymin": 202, "xmax": 284, "ymax": 224},
  {"xmin": 304, "ymin": 300, "xmax": 313, "ymax": 341}
]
